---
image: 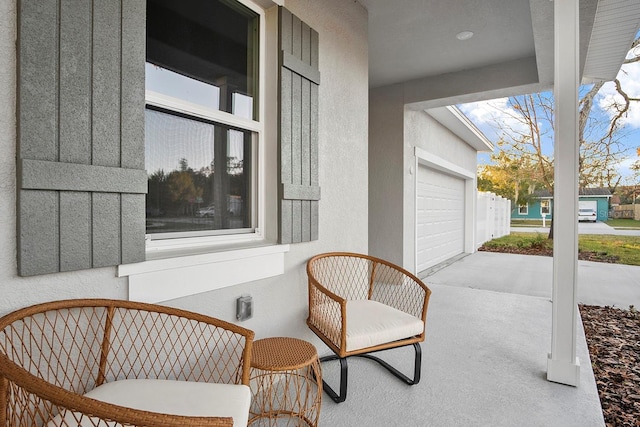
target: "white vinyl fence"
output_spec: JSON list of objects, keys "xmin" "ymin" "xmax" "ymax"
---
[{"xmin": 476, "ymin": 191, "xmax": 511, "ymax": 248}]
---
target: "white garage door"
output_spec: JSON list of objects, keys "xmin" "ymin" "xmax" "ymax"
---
[{"xmin": 417, "ymin": 166, "xmax": 465, "ymax": 273}]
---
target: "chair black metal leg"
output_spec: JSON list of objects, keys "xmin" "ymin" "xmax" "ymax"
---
[
  {"xmin": 358, "ymin": 342, "xmax": 422, "ymax": 385},
  {"xmin": 318, "ymin": 343, "xmax": 422, "ymax": 403},
  {"xmin": 319, "ymin": 355, "xmax": 348, "ymax": 403}
]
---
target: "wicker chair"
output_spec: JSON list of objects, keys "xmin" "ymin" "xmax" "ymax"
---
[
  {"xmin": 0, "ymin": 299, "xmax": 254, "ymax": 426},
  {"xmin": 306, "ymin": 252, "xmax": 432, "ymax": 403}
]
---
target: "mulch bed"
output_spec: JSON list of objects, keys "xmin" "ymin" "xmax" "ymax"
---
[
  {"xmin": 580, "ymin": 305, "xmax": 640, "ymax": 427},
  {"xmin": 478, "ymin": 246, "xmax": 620, "ymax": 263},
  {"xmin": 477, "ymin": 244, "xmax": 638, "ymax": 426}
]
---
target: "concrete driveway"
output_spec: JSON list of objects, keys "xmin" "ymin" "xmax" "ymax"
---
[{"xmin": 424, "ymin": 251, "xmax": 640, "ymax": 309}]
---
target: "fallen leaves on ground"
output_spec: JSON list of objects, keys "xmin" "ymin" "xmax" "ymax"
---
[
  {"xmin": 580, "ymin": 305, "xmax": 640, "ymax": 427},
  {"xmin": 478, "ymin": 246, "xmax": 620, "ymax": 263}
]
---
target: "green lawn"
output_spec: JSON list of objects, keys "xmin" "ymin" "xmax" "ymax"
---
[
  {"xmin": 483, "ymin": 232, "xmax": 640, "ymax": 266},
  {"xmin": 511, "ymin": 219, "xmax": 548, "ymax": 227},
  {"xmin": 579, "ymin": 234, "xmax": 640, "ymax": 265}
]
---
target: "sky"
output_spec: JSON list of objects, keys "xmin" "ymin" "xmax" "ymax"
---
[{"xmin": 458, "ymin": 41, "xmax": 640, "ymax": 184}]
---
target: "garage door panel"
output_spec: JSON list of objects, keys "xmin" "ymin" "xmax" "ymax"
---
[{"xmin": 417, "ymin": 166, "xmax": 465, "ymax": 272}]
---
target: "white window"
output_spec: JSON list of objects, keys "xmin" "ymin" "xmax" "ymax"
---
[
  {"xmin": 540, "ymin": 200, "xmax": 551, "ymax": 215},
  {"xmin": 518, "ymin": 204, "xmax": 528, "ymax": 215},
  {"xmin": 145, "ymin": 0, "xmax": 263, "ymax": 247},
  {"xmin": 120, "ymin": 0, "xmax": 289, "ymax": 302}
]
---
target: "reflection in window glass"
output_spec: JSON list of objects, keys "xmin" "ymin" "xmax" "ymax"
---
[
  {"xmin": 146, "ymin": 63, "xmax": 221, "ymax": 110},
  {"xmin": 145, "ymin": 108, "xmax": 252, "ymax": 235},
  {"xmin": 146, "ymin": 0, "xmax": 259, "ymax": 120},
  {"xmin": 145, "ymin": 0, "xmax": 260, "ymax": 239}
]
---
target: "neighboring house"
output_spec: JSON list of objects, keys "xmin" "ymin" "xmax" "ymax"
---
[
  {"xmin": 513, "ymin": 188, "xmax": 612, "ymax": 222},
  {"xmin": 1, "ymin": 0, "xmax": 638, "ymax": 390}
]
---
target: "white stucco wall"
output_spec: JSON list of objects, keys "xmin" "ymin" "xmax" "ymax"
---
[
  {"xmin": 0, "ymin": 0, "xmax": 368, "ymax": 349},
  {"xmin": 404, "ymin": 109, "xmax": 478, "ymax": 171},
  {"xmin": 369, "ymin": 85, "xmax": 479, "ymax": 273},
  {"xmin": 403, "ymin": 109, "xmax": 478, "ymax": 271},
  {"xmin": 369, "ymin": 85, "xmax": 405, "ymax": 265}
]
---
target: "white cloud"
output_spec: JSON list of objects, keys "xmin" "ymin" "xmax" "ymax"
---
[
  {"xmin": 459, "ymin": 98, "xmax": 511, "ymax": 141},
  {"xmin": 458, "ymin": 97, "xmax": 543, "ymax": 144},
  {"xmin": 614, "ymin": 157, "xmax": 639, "ymax": 181},
  {"xmin": 596, "ymin": 61, "xmax": 640, "ymax": 129},
  {"xmin": 458, "ymin": 98, "xmax": 509, "ymax": 127}
]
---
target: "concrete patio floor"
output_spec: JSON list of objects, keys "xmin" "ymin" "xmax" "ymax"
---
[
  {"xmin": 318, "ymin": 259, "xmax": 606, "ymax": 426},
  {"xmin": 426, "ymin": 251, "xmax": 640, "ymax": 309}
]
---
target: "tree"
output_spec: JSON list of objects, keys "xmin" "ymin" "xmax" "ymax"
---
[
  {"xmin": 146, "ymin": 170, "xmax": 167, "ymax": 216},
  {"xmin": 477, "ymin": 94, "xmax": 556, "ymax": 237},
  {"xmin": 478, "ymin": 149, "xmax": 545, "ymax": 209},
  {"xmin": 578, "ymin": 83, "xmax": 628, "ymax": 193},
  {"xmin": 167, "ymin": 158, "xmax": 203, "ymax": 216},
  {"xmin": 497, "ymin": 94, "xmax": 555, "ymax": 192},
  {"xmin": 476, "ymin": 33, "xmax": 640, "ymax": 239},
  {"xmin": 631, "ymin": 147, "xmax": 640, "ymax": 178},
  {"xmin": 477, "ymin": 36, "xmax": 640, "ymax": 198},
  {"xmin": 491, "ymin": 91, "xmax": 629, "ymax": 195},
  {"xmin": 578, "ymin": 37, "xmax": 640, "ymax": 193},
  {"xmin": 624, "ymin": 147, "xmax": 640, "ymax": 204}
]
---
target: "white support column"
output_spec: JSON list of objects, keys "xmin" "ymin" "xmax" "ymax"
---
[{"xmin": 547, "ymin": 0, "xmax": 581, "ymax": 386}]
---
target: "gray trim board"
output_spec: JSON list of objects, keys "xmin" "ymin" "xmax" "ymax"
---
[
  {"xmin": 278, "ymin": 7, "xmax": 320, "ymax": 244},
  {"xmin": 282, "ymin": 183, "xmax": 321, "ymax": 201},
  {"xmin": 281, "ymin": 51, "xmax": 321, "ymax": 84},
  {"xmin": 19, "ymin": 159, "xmax": 148, "ymax": 194},
  {"xmin": 17, "ymin": 0, "xmax": 146, "ymax": 276}
]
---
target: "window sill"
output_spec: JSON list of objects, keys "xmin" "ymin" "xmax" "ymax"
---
[{"xmin": 118, "ymin": 242, "xmax": 290, "ymax": 304}]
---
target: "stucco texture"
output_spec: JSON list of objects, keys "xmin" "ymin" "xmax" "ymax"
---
[
  {"xmin": 1, "ymin": 0, "xmax": 369, "ymax": 349},
  {"xmin": 369, "ymin": 89, "xmax": 479, "ymax": 271},
  {"xmin": 404, "ymin": 109, "xmax": 477, "ymax": 172},
  {"xmin": 403, "ymin": 110, "xmax": 478, "ymax": 270},
  {"xmin": 368, "ymin": 85, "xmax": 405, "ymax": 265}
]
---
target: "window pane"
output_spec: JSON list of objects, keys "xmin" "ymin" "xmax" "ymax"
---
[
  {"xmin": 145, "ymin": 108, "xmax": 252, "ymax": 235},
  {"xmin": 146, "ymin": 63, "xmax": 221, "ymax": 110},
  {"xmin": 146, "ymin": 0, "xmax": 259, "ymax": 120},
  {"xmin": 541, "ymin": 200, "xmax": 550, "ymax": 214}
]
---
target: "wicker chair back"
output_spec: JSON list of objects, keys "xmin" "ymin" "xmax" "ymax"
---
[{"xmin": 0, "ymin": 299, "xmax": 254, "ymax": 426}]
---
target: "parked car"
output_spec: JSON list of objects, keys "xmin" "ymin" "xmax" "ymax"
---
[
  {"xmin": 578, "ymin": 208, "xmax": 597, "ymax": 222},
  {"xmin": 197, "ymin": 206, "xmax": 215, "ymax": 217}
]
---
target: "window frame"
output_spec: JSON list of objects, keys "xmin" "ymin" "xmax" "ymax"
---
[
  {"xmin": 120, "ymin": 0, "xmax": 290, "ymax": 304},
  {"xmin": 144, "ymin": 0, "xmax": 267, "ymax": 254},
  {"xmin": 518, "ymin": 204, "xmax": 528, "ymax": 215},
  {"xmin": 540, "ymin": 199, "xmax": 551, "ymax": 215}
]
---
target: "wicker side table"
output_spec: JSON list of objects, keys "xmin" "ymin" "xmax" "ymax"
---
[{"xmin": 249, "ymin": 337, "xmax": 322, "ymax": 426}]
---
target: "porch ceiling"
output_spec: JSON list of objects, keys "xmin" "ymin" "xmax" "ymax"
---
[{"xmin": 358, "ymin": 0, "xmax": 640, "ymax": 108}]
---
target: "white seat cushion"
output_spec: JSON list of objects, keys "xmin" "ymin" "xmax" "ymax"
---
[
  {"xmin": 345, "ymin": 300, "xmax": 424, "ymax": 352},
  {"xmin": 48, "ymin": 379, "xmax": 251, "ymax": 427}
]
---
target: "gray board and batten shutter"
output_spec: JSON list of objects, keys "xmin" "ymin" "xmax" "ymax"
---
[
  {"xmin": 17, "ymin": 1, "xmax": 146, "ymax": 276},
  {"xmin": 278, "ymin": 7, "xmax": 321, "ymax": 244}
]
